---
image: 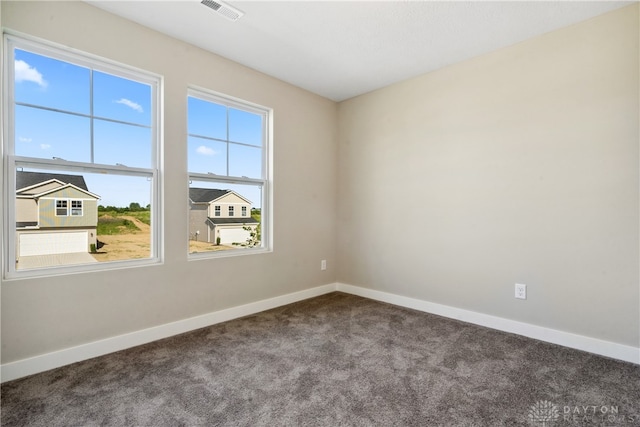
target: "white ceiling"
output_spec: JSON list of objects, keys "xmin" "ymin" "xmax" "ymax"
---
[{"xmin": 87, "ymin": 1, "xmax": 632, "ymax": 102}]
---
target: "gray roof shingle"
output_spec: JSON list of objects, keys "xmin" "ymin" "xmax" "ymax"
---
[
  {"xmin": 189, "ymin": 188, "xmax": 231, "ymax": 203},
  {"xmin": 16, "ymin": 171, "xmax": 89, "ymax": 192}
]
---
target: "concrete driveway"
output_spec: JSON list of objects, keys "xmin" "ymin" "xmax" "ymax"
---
[{"xmin": 16, "ymin": 252, "xmax": 98, "ymax": 270}]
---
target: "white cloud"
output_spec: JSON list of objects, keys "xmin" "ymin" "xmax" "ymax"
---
[
  {"xmin": 115, "ymin": 98, "xmax": 143, "ymax": 113},
  {"xmin": 19, "ymin": 137, "xmax": 32, "ymax": 143},
  {"xmin": 40, "ymin": 144, "xmax": 51, "ymax": 150},
  {"xmin": 196, "ymin": 145, "xmax": 216, "ymax": 156},
  {"xmin": 15, "ymin": 60, "xmax": 47, "ymax": 88}
]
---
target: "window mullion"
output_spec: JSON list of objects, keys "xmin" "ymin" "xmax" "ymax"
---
[
  {"xmin": 14, "ymin": 156, "xmax": 155, "ymax": 178},
  {"xmin": 226, "ymin": 107, "xmax": 230, "ymax": 177},
  {"xmin": 90, "ymin": 69, "xmax": 95, "ymax": 163}
]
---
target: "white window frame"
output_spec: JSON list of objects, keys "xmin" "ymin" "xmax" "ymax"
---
[
  {"xmin": 54, "ymin": 199, "xmax": 83, "ymax": 217},
  {"xmin": 214, "ymin": 205, "xmax": 221, "ymax": 216},
  {"xmin": 71, "ymin": 200, "xmax": 83, "ymax": 216},
  {"xmin": 187, "ymin": 87, "xmax": 272, "ymax": 259},
  {"xmin": 55, "ymin": 199, "xmax": 69, "ymax": 216},
  {"xmin": 2, "ymin": 33, "xmax": 163, "ymax": 279},
  {"xmin": 242, "ymin": 206, "xmax": 247, "ymax": 217}
]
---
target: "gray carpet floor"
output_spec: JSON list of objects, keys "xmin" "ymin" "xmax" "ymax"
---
[{"xmin": 1, "ymin": 292, "xmax": 639, "ymax": 426}]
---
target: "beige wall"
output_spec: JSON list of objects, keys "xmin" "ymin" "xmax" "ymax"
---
[
  {"xmin": 1, "ymin": 1, "xmax": 338, "ymax": 363},
  {"xmin": 337, "ymin": 5, "xmax": 639, "ymax": 347}
]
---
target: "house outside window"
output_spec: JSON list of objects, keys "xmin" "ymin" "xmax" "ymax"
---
[
  {"xmin": 3, "ymin": 34, "xmax": 162, "ymax": 279},
  {"xmin": 214, "ymin": 205, "xmax": 221, "ymax": 216},
  {"xmin": 187, "ymin": 88, "xmax": 271, "ymax": 255}
]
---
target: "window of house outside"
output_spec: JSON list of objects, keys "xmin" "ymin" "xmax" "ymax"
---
[
  {"xmin": 56, "ymin": 200, "xmax": 68, "ymax": 216},
  {"xmin": 3, "ymin": 33, "xmax": 162, "ymax": 278},
  {"xmin": 187, "ymin": 88, "xmax": 271, "ymax": 256},
  {"xmin": 71, "ymin": 200, "xmax": 83, "ymax": 216}
]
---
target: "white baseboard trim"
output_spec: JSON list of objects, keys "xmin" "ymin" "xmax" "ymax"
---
[
  {"xmin": 336, "ymin": 283, "xmax": 640, "ymax": 365},
  {"xmin": 3, "ymin": 282, "xmax": 637, "ymax": 383},
  {"xmin": 0, "ymin": 283, "xmax": 336, "ymax": 383}
]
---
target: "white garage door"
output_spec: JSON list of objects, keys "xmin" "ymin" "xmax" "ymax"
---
[
  {"xmin": 219, "ymin": 228, "xmax": 250, "ymax": 244},
  {"xmin": 19, "ymin": 232, "xmax": 88, "ymax": 256}
]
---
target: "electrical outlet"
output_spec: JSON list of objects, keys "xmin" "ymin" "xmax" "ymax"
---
[
  {"xmin": 515, "ymin": 283, "xmax": 527, "ymax": 300},
  {"xmin": 321, "ymin": 260, "xmax": 327, "ymax": 270}
]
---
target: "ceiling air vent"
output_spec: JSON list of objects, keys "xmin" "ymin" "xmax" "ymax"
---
[{"xmin": 201, "ymin": 0, "xmax": 244, "ymax": 22}]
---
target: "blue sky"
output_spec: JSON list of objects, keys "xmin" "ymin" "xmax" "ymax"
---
[{"xmin": 14, "ymin": 48, "xmax": 264, "ymax": 209}]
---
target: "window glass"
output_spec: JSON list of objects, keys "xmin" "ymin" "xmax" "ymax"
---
[
  {"xmin": 229, "ymin": 108, "xmax": 262, "ymax": 146},
  {"xmin": 187, "ymin": 91, "xmax": 269, "ymax": 256},
  {"xmin": 93, "ymin": 71, "xmax": 151, "ymax": 126},
  {"xmin": 187, "ymin": 136, "xmax": 227, "ymax": 175},
  {"xmin": 71, "ymin": 201, "xmax": 83, "ymax": 216},
  {"xmin": 94, "ymin": 120, "xmax": 152, "ymax": 168},
  {"xmin": 5, "ymin": 36, "xmax": 160, "ymax": 277},
  {"xmin": 188, "ymin": 180, "xmax": 263, "ymax": 252},
  {"xmin": 229, "ymin": 144, "xmax": 262, "ymax": 179},
  {"xmin": 56, "ymin": 200, "xmax": 68, "ymax": 216},
  {"xmin": 15, "ymin": 105, "xmax": 91, "ymax": 161},
  {"xmin": 14, "ymin": 48, "xmax": 90, "ymax": 114},
  {"xmin": 187, "ymin": 96, "xmax": 226, "ymax": 140}
]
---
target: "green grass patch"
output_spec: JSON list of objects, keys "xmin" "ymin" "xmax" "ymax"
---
[
  {"xmin": 98, "ymin": 209, "xmax": 151, "ymax": 225},
  {"xmin": 97, "ymin": 215, "xmax": 140, "ymax": 235},
  {"xmin": 127, "ymin": 210, "xmax": 151, "ymax": 225}
]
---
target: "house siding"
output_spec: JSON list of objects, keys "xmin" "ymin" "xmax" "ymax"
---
[
  {"xmin": 16, "ymin": 199, "xmax": 38, "ymax": 224},
  {"xmin": 20, "ymin": 182, "xmax": 63, "ymax": 195},
  {"xmin": 189, "ymin": 203, "xmax": 209, "ymax": 241},
  {"xmin": 207, "ymin": 193, "xmax": 252, "ymax": 218},
  {"xmin": 39, "ymin": 198, "xmax": 98, "ymax": 228}
]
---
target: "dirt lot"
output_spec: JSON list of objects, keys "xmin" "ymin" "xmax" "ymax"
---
[
  {"xmin": 91, "ymin": 216, "xmax": 235, "ymax": 262},
  {"xmin": 91, "ymin": 216, "xmax": 151, "ymax": 262},
  {"xmin": 189, "ymin": 240, "xmax": 236, "ymax": 253}
]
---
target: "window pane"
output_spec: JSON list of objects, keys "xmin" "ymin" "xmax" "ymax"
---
[
  {"xmin": 71, "ymin": 201, "xmax": 83, "ymax": 216},
  {"xmin": 188, "ymin": 136, "xmax": 227, "ymax": 175},
  {"xmin": 229, "ymin": 108, "xmax": 262, "ymax": 146},
  {"xmin": 56, "ymin": 200, "xmax": 68, "ymax": 216},
  {"xmin": 188, "ymin": 97, "xmax": 226, "ymax": 140},
  {"xmin": 94, "ymin": 119, "xmax": 151, "ymax": 168},
  {"xmin": 15, "ymin": 167, "xmax": 153, "ymax": 271},
  {"xmin": 189, "ymin": 180, "xmax": 262, "ymax": 253},
  {"xmin": 15, "ymin": 49, "xmax": 90, "ymax": 115},
  {"xmin": 229, "ymin": 144, "xmax": 262, "ymax": 178},
  {"xmin": 15, "ymin": 105, "xmax": 91, "ymax": 162},
  {"xmin": 93, "ymin": 71, "xmax": 151, "ymax": 126}
]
